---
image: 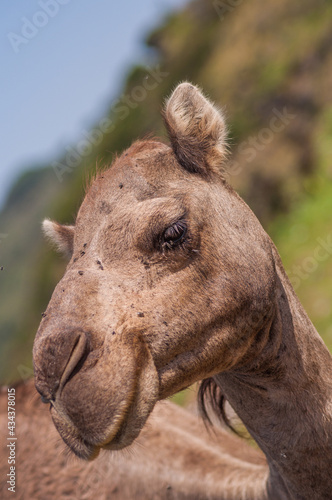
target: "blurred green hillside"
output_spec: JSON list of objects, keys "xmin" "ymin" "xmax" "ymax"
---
[{"xmin": 1, "ymin": 0, "xmax": 332, "ymax": 383}]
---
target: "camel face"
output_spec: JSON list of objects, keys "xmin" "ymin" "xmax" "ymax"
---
[{"xmin": 33, "ymin": 83, "xmax": 276, "ymax": 460}]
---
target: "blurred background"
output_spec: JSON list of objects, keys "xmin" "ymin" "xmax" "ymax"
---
[{"xmin": 1, "ymin": 0, "xmax": 332, "ymax": 389}]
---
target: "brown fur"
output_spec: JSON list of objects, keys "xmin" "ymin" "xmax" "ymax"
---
[
  {"xmin": 32, "ymin": 83, "xmax": 332, "ymax": 498},
  {"xmin": 0, "ymin": 379, "xmax": 266, "ymax": 500}
]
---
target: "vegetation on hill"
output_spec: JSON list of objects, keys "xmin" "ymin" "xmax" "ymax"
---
[{"xmin": 1, "ymin": 0, "xmax": 331, "ymax": 383}]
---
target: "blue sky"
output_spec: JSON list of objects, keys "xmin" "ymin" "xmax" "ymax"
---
[{"xmin": 1, "ymin": 0, "xmax": 188, "ymax": 208}]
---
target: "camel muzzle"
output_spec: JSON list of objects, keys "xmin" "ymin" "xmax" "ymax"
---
[
  {"xmin": 33, "ymin": 320, "xmax": 159, "ymax": 459},
  {"xmin": 33, "ymin": 328, "xmax": 89, "ymax": 404}
]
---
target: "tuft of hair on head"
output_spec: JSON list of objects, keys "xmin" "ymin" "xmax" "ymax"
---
[
  {"xmin": 42, "ymin": 219, "xmax": 75, "ymax": 258},
  {"xmin": 163, "ymin": 82, "xmax": 228, "ymax": 177}
]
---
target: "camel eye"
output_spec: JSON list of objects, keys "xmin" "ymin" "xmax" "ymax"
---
[{"xmin": 162, "ymin": 220, "xmax": 187, "ymax": 250}]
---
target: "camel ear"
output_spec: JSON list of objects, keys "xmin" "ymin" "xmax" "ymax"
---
[
  {"xmin": 42, "ymin": 219, "xmax": 75, "ymax": 258},
  {"xmin": 163, "ymin": 82, "xmax": 227, "ymax": 177}
]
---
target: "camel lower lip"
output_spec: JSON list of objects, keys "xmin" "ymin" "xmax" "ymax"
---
[
  {"xmin": 50, "ymin": 405, "xmax": 105, "ymax": 460},
  {"xmin": 101, "ymin": 421, "xmax": 133, "ymax": 451},
  {"xmin": 50, "ymin": 400, "xmax": 136, "ymax": 459},
  {"xmin": 70, "ymin": 421, "xmax": 133, "ymax": 457}
]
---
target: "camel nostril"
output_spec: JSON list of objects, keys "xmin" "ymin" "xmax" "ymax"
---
[
  {"xmin": 33, "ymin": 328, "xmax": 90, "ymax": 403},
  {"xmin": 57, "ymin": 332, "xmax": 89, "ymax": 396}
]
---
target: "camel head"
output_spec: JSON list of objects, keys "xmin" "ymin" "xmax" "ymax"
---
[{"xmin": 33, "ymin": 83, "xmax": 277, "ymax": 460}]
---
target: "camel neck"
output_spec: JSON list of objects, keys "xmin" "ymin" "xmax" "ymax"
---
[{"xmin": 215, "ymin": 249, "xmax": 332, "ymax": 499}]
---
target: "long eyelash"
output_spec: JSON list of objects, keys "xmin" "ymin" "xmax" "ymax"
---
[
  {"xmin": 173, "ymin": 220, "xmax": 187, "ymax": 237},
  {"xmin": 161, "ymin": 220, "xmax": 188, "ymax": 252},
  {"xmin": 162, "ymin": 239, "xmax": 187, "ymax": 252}
]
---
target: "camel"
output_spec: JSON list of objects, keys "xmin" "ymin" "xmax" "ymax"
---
[
  {"xmin": 32, "ymin": 83, "xmax": 332, "ymax": 499},
  {"xmin": 0, "ymin": 379, "xmax": 266, "ymax": 499}
]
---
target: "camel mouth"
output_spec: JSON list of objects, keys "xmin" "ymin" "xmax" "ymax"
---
[
  {"xmin": 50, "ymin": 383, "xmax": 156, "ymax": 460},
  {"xmin": 47, "ymin": 332, "xmax": 160, "ymax": 460},
  {"xmin": 50, "ymin": 393, "xmax": 137, "ymax": 459},
  {"xmin": 50, "ymin": 405, "xmax": 100, "ymax": 460}
]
